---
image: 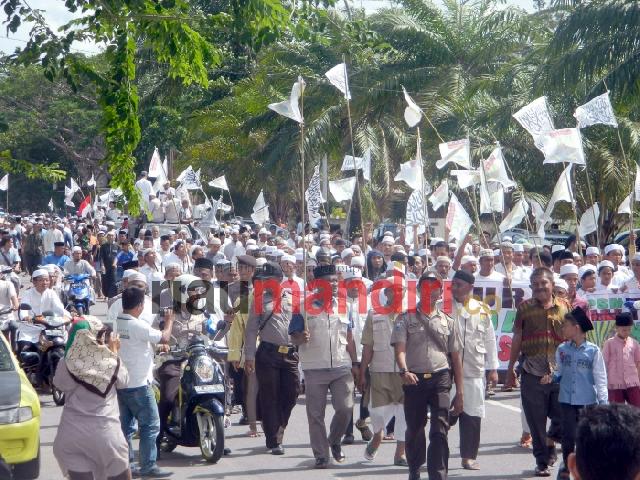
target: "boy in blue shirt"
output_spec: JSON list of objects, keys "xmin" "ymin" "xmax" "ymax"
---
[{"xmin": 542, "ymin": 306, "xmax": 608, "ymax": 479}]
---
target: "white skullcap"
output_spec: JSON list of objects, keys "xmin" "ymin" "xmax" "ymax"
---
[
  {"xmin": 209, "ymin": 237, "xmax": 222, "ymax": 246},
  {"xmin": 578, "ymin": 265, "xmax": 596, "ymax": 278},
  {"xmin": 559, "ymin": 264, "xmax": 579, "ymax": 277},
  {"xmin": 246, "ymin": 239, "xmax": 257, "ymax": 246},
  {"xmin": 294, "ymin": 251, "xmax": 304, "ymax": 262},
  {"xmin": 246, "ymin": 244, "xmax": 258, "ymax": 252},
  {"xmin": 341, "ymin": 248, "xmax": 354, "ymax": 259},
  {"xmin": 585, "ymin": 246, "xmax": 600, "ymax": 256},
  {"xmin": 479, "ymin": 249, "xmax": 493, "ymax": 258},
  {"xmin": 122, "ymin": 269, "xmax": 139, "ymax": 280},
  {"xmin": 258, "ymin": 227, "xmax": 269, "ymax": 235},
  {"xmin": 551, "ymin": 245, "xmax": 565, "ymax": 253},
  {"xmin": 554, "ymin": 279, "xmax": 568, "ymax": 291},
  {"xmin": 265, "ymin": 245, "xmax": 276, "ymax": 253},
  {"xmin": 32, "ymin": 269, "xmax": 49, "ymax": 278},
  {"xmin": 502, "ymin": 236, "xmax": 513, "ymax": 243},
  {"xmin": 350, "ymin": 256, "xmax": 365, "ymax": 267},
  {"xmin": 604, "ymin": 244, "xmax": 624, "ymax": 255},
  {"xmin": 461, "ymin": 255, "xmax": 477, "ymax": 265},
  {"xmin": 513, "ymin": 244, "xmax": 524, "ymax": 252},
  {"xmin": 383, "ymin": 230, "xmax": 394, "ymax": 237},
  {"xmin": 272, "ymin": 250, "xmax": 284, "ymax": 258},
  {"xmin": 343, "ymin": 268, "xmax": 362, "ymax": 280},
  {"xmin": 501, "ymin": 241, "xmax": 514, "ymax": 249},
  {"xmin": 381, "ymin": 236, "xmax": 395, "ymax": 245},
  {"xmin": 436, "ymin": 256, "xmax": 451, "ymax": 265},
  {"xmin": 598, "ymin": 260, "xmax": 615, "ymax": 271},
  {"xmin": 127, "ymin": 271, "xmax": 147, "ymax": 285},
  {"xmin": 280, "ymin": 255, "xmax": 296, "ymax": 263},
  {"xmin": 255, "ymin": 258, "xmax": 267, "ymax": 267},
  {"xmin": 42, "ymin": 264, "xmax": 60, "ymax": 273},
  {"xmin": 72, "ymin": 246, "xmax": 82, "ymax": 253}
]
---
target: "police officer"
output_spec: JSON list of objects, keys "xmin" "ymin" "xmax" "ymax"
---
[
  {"xmin": 290, "ymin": 264, "xmax": 359, "ymax": 469},
  {"xmin": 391, "ymin": 271, "xmax": 464, "ymax": 480},
  {"xmin": 244, "ymin": 262, "xmax": 300, "ymax": 455}
]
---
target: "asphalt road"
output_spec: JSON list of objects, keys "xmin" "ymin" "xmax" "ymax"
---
[{"xmin": 36, "ymin": 298, "xmax": 549, "ymax": 480}]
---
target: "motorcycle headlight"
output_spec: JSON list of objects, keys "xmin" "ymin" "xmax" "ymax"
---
[
  {"xmin": 193, "ymin": 356, "xmax": 215, "ymax": 383},
  {"xmin": 0, "ymin": 406, "xmax": 33, "ymax": 424}
]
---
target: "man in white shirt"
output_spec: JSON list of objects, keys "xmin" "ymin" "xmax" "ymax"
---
[
  {"xmin": 116, "ymin": 287, "xmax": 173, "ymax": 479},
  {"xmin": 474, "ymin": 249, "xmax": 506, "ymax": 282},
  {"xmin": 107, "ymin": 271, "xmax": 154, "ymax": 326},
  {"xmin": 139, "ymin": 249, "xmax": 164, "ymax": 288},
  {"xmin": 163, "ymin": 193, "xmax": 180, "ymax": 224},
  {"xmin": 20, "ymin": 269, "xmax": 67, "ymax": 318},
  {"xmin": 63, "ymin": 246, "xmax": 96, "ymax": 277},
  {"xmin": 43, "ymin": 224, "xmax": 64, "ymax": 255},
  {"xmin": 148, "ymin": 193, "xmax": 164, "ymax": 223},
  {"xmin": 135, "ymin": 171, "xmax": 154, "ymax": 211}
]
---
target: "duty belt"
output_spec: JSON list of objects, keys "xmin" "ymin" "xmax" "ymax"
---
[
  {"xmin": 412, "ymin": 368, "xmax": 448, "ymax": 380},
  {"xmin": 261, "ymin": 341, "xmax": 296, "ymax": 355}
]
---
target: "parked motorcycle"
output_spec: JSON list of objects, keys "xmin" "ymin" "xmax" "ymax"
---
[
  {"xmin": 63, "ymin": 273, "xmax": 91, "ymax": 315},
  {"xmin": 156, "ymin": 330, "xmax": 227, "ymax": 463}
]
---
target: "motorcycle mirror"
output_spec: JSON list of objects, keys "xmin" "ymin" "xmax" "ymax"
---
[{"xmin": 19, "ymin": 303, "xmax": 32, "ymax": 311}]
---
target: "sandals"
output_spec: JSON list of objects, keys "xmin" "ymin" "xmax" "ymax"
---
[
  {"xmin": 462, "ymin": 459, "xmax": 480, "ymax": 470},
  {"xmin": 355, "ymin": 418, "xmax": 374, "ymax": 442},
  {"xmin": 364, "ymin": 441, "xmax": 378, "ymax": 461},
  {"xmin": 520, "ymin": 433, "xmax": 532, "ymax": 448}
]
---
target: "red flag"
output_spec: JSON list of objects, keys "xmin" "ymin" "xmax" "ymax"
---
[{"xmin": 77, "ymin": 195, "xmax": 92, "ymax": 218}]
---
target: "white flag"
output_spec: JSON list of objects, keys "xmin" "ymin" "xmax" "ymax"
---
[
  {"xmin": 395, "ymin": 138, "xmax": 425, "ymax": 190},
  {"xmin": 402, "ymin": 87, "xmax": 422, "ymax": 128},
  {"xmin": 208, "ymin": 175, "xmax": 229, "ymax": 191},
  {"xmin": 513, "ymin": 96, "xmax": 555, "ymax": 149},
  {"xmin": 579, "ymin": 203, "xmax": 600, "ymax": 236},
  {"xmin": 530, "ymin": 199, "xmax": 547, "ymax": 240},
  {"xmin": 87, "ymin": 174, "xmax": 96, "ymax": 188},
  {"xmin": 499, "ymin": 198, "xmax": 529, "ymax": 232},
  {"xmin": 480, "ymin": 171, "xmax": 503, "ymax": 214},
  {"xmin": 574, "ymin": 92, "xmax": 617, "ymax": 128},
  {"xmin": 543, "ymin": 164, "xmax": 574, "ymax": 221},
  {"xmin": 251, "ymin": 206, "xmax": 269, "ymax": 225},
  {"xmin": 635, "ymin": 164, "xmax": 640, "ymax": 199},
  {"xmin": 64, "ymin": 196, "xmax": 75, "ymax": 207},
  {"xmin": 148, "ymin": 147, "xmax": 163, "ymax": 177},
  {"xmin": 341, "ymin": 150, "xmax": 371, "ymax": 182},
  {"xmin": 618, "ymin": 194, "xmax": 632, "ymax": 215},
  {"xmin": 405, "ymin": 189, "xmax": 428, "ymax": 245},
  {"xmin": 177, "ymin": 166, "xmax": 201, "ymax": 190},
  {"xmin": 152, "ymin": 158, "xmax": 169, "ymax": 192},
  {"xmin": 325, "ymin": 63, "xmax": 351, "ymax": 100},
  {"xmin": 436, "ymin": 139, "xmax": 471, "ymax": 170},
  {"xmin": 253, "ymin": 190, "xmax": 266, "ymax": 212},
  {"xmin": 268, "ymin": 76, "xmax": 305, "ymax": 124},
  {"xmin": 329, "ymin": 177, "xmax": 357, "ymax": 202},
  {"xmin": 198, "ymin": 201, "xmax": 219, "ymax": 229},
  {"xmin": 0, "ymin": 174, "xmax": 7, "ymax": 191},
  {"xmin": 451, "ymin": 169, "xmax": 481, "ymax": 189},
  {"xmin": 483, "ymin": 147, "xmax": 516, "ymax": 189},
  {"xmin": 69, "ymin": 177, "xmax": 80, "ymax": 194},
  {"xmin": 64, "ymin": 186, "xmax": 73, "ymax": 200},
  {"xmin": 305, "ymin": 165, "xmax": 323, "ymax": 228},
  {"xmin": 540, "ymin": 128, "xmax": 586, "ymax": 165},
  {"xmin": 48, "ymin": 197, "xmax": 54, "ymax": 212},
  {"xmin": 446, "ymin": 193, "xmax": 473, "ymax": 245},
  {"xmin": 429, "ymin": 181, "xmax": 449, "ymax": 211}
]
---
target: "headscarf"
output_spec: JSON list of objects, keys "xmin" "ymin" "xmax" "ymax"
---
[{"xmin": 64, "ymin": 315, "xmax": 120, "ymax": 397}]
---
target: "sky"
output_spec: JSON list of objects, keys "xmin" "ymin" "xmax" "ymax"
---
[{"xmin": 0, "ymin": 0, "xmax": 535, "ymax": 55}]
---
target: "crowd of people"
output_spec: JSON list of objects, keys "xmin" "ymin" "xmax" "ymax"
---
[{"xmin": 3, "ymin": 201, "xmax": 640, "ymax": 480}]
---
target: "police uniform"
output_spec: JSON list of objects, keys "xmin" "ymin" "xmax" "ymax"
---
[
  {"xmin": 390, "ymin": 304, "xmax": 462, "ymax": 480},
  {"xmin": 245, "ymin": 263, "xmax": 299, "ymax": 453}
]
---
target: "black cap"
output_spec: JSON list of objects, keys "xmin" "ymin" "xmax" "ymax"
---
[
  {"xmin": 254, "ymin": 261, "xmax": 283, "ymax": 280},
  {"xmin": 434, "ymin": 240, "xmax": 448, "ymax": 249},
  {"xmin": 335, "ymin": 238, "xmax": 346, "ymax": 246},
  {"xmin": 193, "ymin": 257, "xmax": 214, "ymax": 270},
  {"xmin": 122, "ymin": 260, "xmax": 139, "ymax": 271},
  {"xmin": 569, "ymin": 307, "xmax": 594, "ymax": 332},
  {"xmin": 54, "ymin": 241, "xmax": 65, "ymax": 247},
  {"xmin": 313, "ymin": 264, "xmax": 336, "ymax": 278},
  {"xmin": 453, "ymin": 269, "xmax": 475, "ymax": 285},
  {"xmin": 616, "ymin": 312, "xmax": 634, "ymax": 327},
  {"xmin": 236, "ymin": 255, "xmax": 257, "ymax": 268}
]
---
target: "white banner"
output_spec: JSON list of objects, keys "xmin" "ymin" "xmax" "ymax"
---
[
  {"xmin": 543, "ymin": 164, "xmax": 574, "ymax": 222},
  {"xmin": 499, "ymin": 198, "xmax": 529, "ymax": 232},
  {"xmin": 436, "ymin": 139, "xmax": 471, "ymax": 170},
  {"xmin": 148, "ymin": 147, "xmax": 163, "ymax": 177},
  {"xmin": 574, "ymin": 92, "xmax": 618, "ymax": 129},
  {"xmin": 429, "ymin": 181, "xmax": 449, "ymax": 211},
  {"xmin": 541, "ymin": 128, "xmax": 586, "ymax": 165},
  {"xmin": 513, "ymin": 96, "xmax": 555, "ymax": 149},
  {"xmin": 341, "ymin": 150, "xmax": 371, "ymax": 182},
  {"xmin": 208, "ymin": 175, "xmax": 229, "ymax": 191},
  {"xmin": 483, "ymin": 147, "xmax": 516, "ymax": 189},
  {"xmin": 305, "ymin": 165, "xmax": 323, "ymax": 227},
  {"xmin": 329, "ymin": 177, "xmax": 356, "ymax": 202},
  {"xmin": 446, "ymin": 193, "xmax": 473, "ymax": 244},
  {"xmin": 451, "ymin": 169, "xmax": 481, "ymax": 189},
  {"xmin": 579, "ymin": 202, "xmax": 600, "ymax": 236}
]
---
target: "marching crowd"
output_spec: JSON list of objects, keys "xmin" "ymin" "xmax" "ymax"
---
[{"xmin": 3, "ymin": 199, "xmax": 640, "ymax": 480}]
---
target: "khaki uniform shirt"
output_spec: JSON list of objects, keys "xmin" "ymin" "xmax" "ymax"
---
[
  {"xmin": 244, "ymin": 290, "xmax": 294, "ymax": 361},
  {"xmin": 390, "ymin": 305, "xmax": 461, "ymax": 373}
]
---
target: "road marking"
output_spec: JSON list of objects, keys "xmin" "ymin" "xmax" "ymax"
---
[{"xmin": 487, "ymin": 399, "xmax": 522, "ymax": 413}]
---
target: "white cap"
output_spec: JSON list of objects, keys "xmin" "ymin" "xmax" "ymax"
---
[
  {"xmin": 554, "ymin": 279, "xmax": 568, "ymax": 291},
  {"xmin": 209, "ymin": 237, "xmax": 222, "ymax": 246},
  {"xmin": 255, "ymin": 258, "xmax": 267, "ymax": 267},
  {"xmin": 265, "ymin": 245, "xmax": 276, "ymax": 253},
  {"xmin": 258, "ymin": 228, "xmax": 269, "ymax": 235},
  {"xmin": 585, "ymin": 246, "xmax": 600, "ymax": 256},
  {"xmin": 513, "ymin": 244, "xmax": 524, "ymax": 253},
  {"xmin": 32, "ymin": 269, "xmax": 49, "ymax": 279},
  {"xmin": 578, "ymin": 265, "xmax": 596, "ymax": 278},
  {"xmin": 246, "ymin": 244, "xmax": 258, "ymax": 252},
  {"xmin": 343, "ymin": 268, "xmax": 362, "ymax": 280},
  {"xmin": 351, "ymin": 256, "xmax": 365, "ymax": 267},
  {"xmin": 128, "ymin": 271, "xmax": 147, "ymax": 285},
  {"xmin": 479, "ymin": 249, "xmax": 493, "ymax": 258},
  {"xmin": 381, "ymin": 236, "xmax": 395, "ymax": 245},
  {"xmin": 551, "ymin": 245, "xmax": 565, "ymax": 253},
  {"xmin": 436, "ymin": 256, "xmax": 451, "ymax": 265},
  {"xmin": 281, "ymin": 254, "xmax": 295, "ymax": 264},
  {"xmin": 72, "ymin": 246, "xmax": 82, "ymax": 253},
  {"xmin": 122, "ymin": 269, "xmax": 138, "ymax": 280},
  {"xmin": 598, "ymin": 260, "xmax": 615, "ymax": 271},
  {"xmin": 341, "ymin": 248, "xmax": 354, "ymax": 259},
  {"xmin": 604, "ymin": 244, "xmax": 624, "ymax": 255},
  {"xmin": 294, "ymin": 251, "xmax": 304, "ymax": 262},
  {"xmin": 559, "ymin": 264, "xmax": 579, "ymax": 277},
  {"xmin": 246, "ymin": 239, "xmax": 257, "ymax": 246},
  {"xmin": 502, "ymin": 236, "xmax": 513, "ymax": 243},
  {"xmin": 461, "ymin": 255, "xmax": 477, "ymax": 265}
]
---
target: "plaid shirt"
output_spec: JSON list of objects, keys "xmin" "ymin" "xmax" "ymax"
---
[{"xmin": 514, "ymin": 296, "xmax": 571, "ymax": 377}]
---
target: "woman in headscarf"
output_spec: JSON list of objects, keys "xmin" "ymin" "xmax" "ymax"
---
[
  {"xmin": 53, "ymin": 316, "xmax": 130, "ymax": 480},
  {"xmin": 366, "ymin": 250, "xmax": 387, "ymax": 281}
]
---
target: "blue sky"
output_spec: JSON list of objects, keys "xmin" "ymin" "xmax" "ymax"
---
[{"xmin": 0, "ymin": 0, "xmax": 535, "ymax": 55}]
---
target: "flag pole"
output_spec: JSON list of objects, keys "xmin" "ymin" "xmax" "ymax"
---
[
  {"xmin": 563, "ymin": 162, "xmax": 583, "ymax": 256},
  {"xmin": 416, "ymin": 129, "xmax": 431, "ymax": 269},
  {"xmin": 299, "ymin": 79, "xmax": 308, "ymax": 332},
  {"xmin": 6, "ymin": 176, "xmax": 8, "ymax": 213},
  {"xmin": 343, "ymin": 56, "xmax": 368, "ymax": 266}
]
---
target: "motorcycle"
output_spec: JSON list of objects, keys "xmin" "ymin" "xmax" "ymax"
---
[
  {"xmin": 156, "ymin": 329, "xmax": 227, "ymax": 464},
  {"xmin": 63, "ymin": 273, "xmax": 91, "ymax": 315},
  {"xmin": 17, "ymin": 303, "xmax": 70, "ymax": 405}
]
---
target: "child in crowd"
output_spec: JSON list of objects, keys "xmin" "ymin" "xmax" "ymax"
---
[
  {"xmin": 542, "ymin": 307, "xmax": 608, "ymax": 480},
  {"xmin": 602, "ymin": 312, "xmax": 640, "ymax": 407}
]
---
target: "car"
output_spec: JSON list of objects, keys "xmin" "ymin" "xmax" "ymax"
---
[{"xmin": 0, "ymin": 332, "xmax": 41, "ymax": 479}]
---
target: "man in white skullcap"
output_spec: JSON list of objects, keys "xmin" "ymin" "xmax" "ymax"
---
[
  {"xmin": 459, "ymin": 256, "xmax": 478, "ymax": 275},
  {"xmin": 281, "ymin": 254, "xmax": 304, "ymax": 292},
  {"xmin": 20, "ymin": 269, "xmax": 68, "ymax": 318},
  {"xmin": 620, "ymin": 252, "xmax": 640, "ymax": 295},
  {"xmin": 64, "ymin": 246, "xmax": 96, "ymax": 278},
  {"xmin": 475, "ymin": 249, "xmax": 505, "ymax": 281},
  {"xmin": 604, "ymin": 244, "xmax": 632, "ymax": 286},
  {"xmin": 495, "ymin": 242, "xmax": 527, "ymax": 281},
  {"xmin": 559, "ymin": 264, "xmax": 588, "ymax": 310},
  {"xmin": 341, "ymin": 248, "xmax": 354, "ymax": 266},
  {"xmin": 584, "ymin": 246, "xmax": 600, "ymax": 266},
  {"xmin": 380, "ymin": 236, "xmax": 395, "ymax": 263},
  {"xmin": 206, "ymin": 236, "xmax": 225, "ymax": 263},
  {"xmin": 107, "ymin": 270, "xmax": 153, "ymax": 327},
  {"xmin": 434, "ymin": 256, "xmax": 453, "ymax": 279}
]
